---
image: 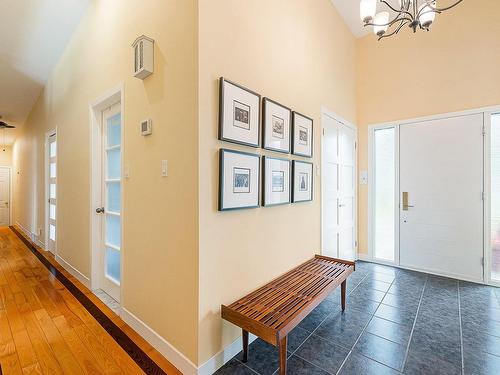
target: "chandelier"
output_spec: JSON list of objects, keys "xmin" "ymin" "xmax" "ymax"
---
[{"xmin": 360, "ymin": 0, "xmax": 464, "ymax": 40}]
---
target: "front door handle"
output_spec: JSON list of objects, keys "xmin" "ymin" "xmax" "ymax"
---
[
  {"xmin": 402, "ymin": 192, "xmax": 415, "ymax": 211},
  {"xmin": 95, "ymin": 207, "xmax": 105, "ymax": 214}
]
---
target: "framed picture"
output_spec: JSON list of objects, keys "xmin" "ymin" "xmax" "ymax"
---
[
  {"xmin": 262, "ymin": 156, "xmax": 290, "ymax": 207},
  {"xmin": 219, "ymin": 149, "xmax": 260, "ymax": 211},
  {"xmin": 292, "ymin": 112, "xmax": 313, "ymax": 157},
  {"xmin": 262, "ymin": 98, "xmax": 291, "ymax": 153},
  {"xmin": 292, "ymin": 160, "xmax": 313, "ymax": 203},
  {"xmin": 219, "ymin": 77, "xmax": 261, "ymax": 147}
]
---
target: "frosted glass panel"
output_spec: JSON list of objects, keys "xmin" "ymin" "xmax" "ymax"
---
[
  {"xmin": 50, "ymin": 184, "xmax": 56, "ymax": 199},
  {"xmin": 106, "ymin": 148, "xmax": 121, "ymax": 179},
  {"xmin": 49, "ymin": 225, "xmax": 56, "ymax": 241},
  {"xmin": 491, "ymin": 114, "xmax": 500, "ymax": 281},
  {"xmin": 374, "ymin": 128, "xmax": 395, "ymax": 261},
  {"xmin": 107, "ymin": 113, "xmax": 121, "ymax": 147},
  {"xmin": 49, "ymin": 204, "xmax": 56, "ymax": 220},
  {"xmin": 106, "ymin": 247, "xmax": 120, "ymax": 282},
  {"xmin": 50, "ymin": 163, "xmax": 56, "ymax": 178},
  {"xmin": 106, "ymin": 182, "xmax": 121, "ymax": 213},
  {"xmin": 50, "ymin": 141, "xmax": 57, "ymax": 158},
  {"xmin": 106, "ymin": 214, "xmax": 121, "ymax": 248}
]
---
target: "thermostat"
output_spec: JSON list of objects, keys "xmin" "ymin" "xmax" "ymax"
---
[{"xmin": 141, "ymin": 119, "xmax": 152, "ymax": 135}]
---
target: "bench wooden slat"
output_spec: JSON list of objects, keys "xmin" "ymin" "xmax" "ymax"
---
[{"xmin": 221, "ymin": 255, "xmax": 354, "ymax": 374}]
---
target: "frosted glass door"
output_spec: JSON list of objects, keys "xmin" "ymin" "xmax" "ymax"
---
[
  {"xmin": 47, "ymin": 133, "xmax": 57, "ymax": 253},
  {"xmin": 491, "ymin": 113, "xmax": 500, "ymax": 282},
  {"xmin": 101, "ymin": 104, "xmax": 121, "ymax": 302}
]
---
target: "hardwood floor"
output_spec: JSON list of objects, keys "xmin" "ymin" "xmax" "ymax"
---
[{"xmin": 0, "ymin": 227, "xmax": 180, "ymax": 375}]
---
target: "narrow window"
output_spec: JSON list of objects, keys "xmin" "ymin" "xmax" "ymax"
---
[{"xmin": 374, "ymin": 128, "xmax": 396, "ymax": 262}]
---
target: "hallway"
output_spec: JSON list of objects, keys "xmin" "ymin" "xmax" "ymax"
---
[{"xmin": 0, "ymin": 227, "xmax": 177, "ymax": 375}]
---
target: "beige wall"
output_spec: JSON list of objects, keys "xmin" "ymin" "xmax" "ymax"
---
[
  {"xmin": 0, "ymin": 146, "xmax": 12, "ymax": 166},
  {"xmin": 12, "ymin": 0, "xmax": 200, "ymax": 363},
  {"xmin": 198, "ymin": 0, "xmax": 357, "ymax": 364},
  {"xmin": 356, "ymin": 0, "xmax": 500, "ymax": 253}
]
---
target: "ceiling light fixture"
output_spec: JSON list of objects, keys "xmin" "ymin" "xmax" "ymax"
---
[{"xmin": 360, "ymin": 0, "xmax": 464, "ymax": 40}]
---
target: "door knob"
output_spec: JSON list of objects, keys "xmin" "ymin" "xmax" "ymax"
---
[{"xmin": 95, "ymin": 207, "xmax": 105, "ymax": 214}]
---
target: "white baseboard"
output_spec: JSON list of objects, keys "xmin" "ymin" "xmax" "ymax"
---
[
  {"xmin": 198, "ymin": 333, "xmax": 257, "ymax": 375},
  {"xmin": 121, "ymin": 307, "xmax": 198, "ymax": 375},
  {"xmin": 15, "ymin": 221, "xmax": 36, "ymax": 242},
  {"xmin": 55, "ymin": 254, "xmax": 91, "ymax": 288}
]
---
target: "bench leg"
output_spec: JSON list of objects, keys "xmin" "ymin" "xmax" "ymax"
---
[
  {"xmin": 242, "ymin": 329, "xmax": 249, "ymax": 362},
  {"xmin": 341, "ymin": 280, "xmax": 346, "ymax": 311},
  {"xmin": 279, "ymin": 336, "xmax": 287, "ymax": 375}
]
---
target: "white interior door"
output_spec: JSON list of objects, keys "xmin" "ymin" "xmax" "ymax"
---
[
  {"xmin": 399, "ymin": 114, "xmax": 484, "ymax": 282},
  {"xmin": 47, "ymin": 133, "xmax": 57, "ymax": 253},
  {"xmin": 98, "ymin": 103, "xmax": 122, "ymax": 302},
  {"xmin": 0, "ymin": 167, "xmax": 10, "ymax": 226},
  {"xmin": 322, "ymin": 113, "xmax": 356, "ymax": 261}
]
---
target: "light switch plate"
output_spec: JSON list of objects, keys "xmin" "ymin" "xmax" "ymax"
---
[
  {"xmin": 360, "ymin": 170, "xmax": 368, "ymax": 185},
  {"xmin": 161, "ymin": 160, "xmax": 168, "ymax": 177}
]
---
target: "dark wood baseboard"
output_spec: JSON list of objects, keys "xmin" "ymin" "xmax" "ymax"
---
[{"xmin": 10, "ymin": 226, "xmax": 172, "ymax": 375}]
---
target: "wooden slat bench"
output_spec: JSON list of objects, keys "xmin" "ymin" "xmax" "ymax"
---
[{"xmin": 221, "ymin": 255, "xmax": 355, "ymax": 374}]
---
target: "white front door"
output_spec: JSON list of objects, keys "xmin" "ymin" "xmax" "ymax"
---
[
  {"xmin": 322, "ymin": 113, "xmax": 356, "ymax": 261},
  {"xmin": 399, "ymin": 114, "xmax": 484, "ymax": 282},
  {"xmin": 46, "ymin": 133, "xmax": 57, "ymax": 253},
  {"xmin": 0, "ymin": 167, "xmax": 10, "ymax": 226},
  {"xmin": 98, "ymin": 103, "xmax": 122, "ymax": 302}
]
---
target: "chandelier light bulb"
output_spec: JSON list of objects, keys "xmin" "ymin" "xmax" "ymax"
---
[
  {"xmin": 419, "ymin": 1, "xmax": 437, "ymax": 28},
  {"xmin": 373, "ymin": 12, "xmax": 390, "ymax": 37},
  {"xmin": 360, "ymin": 0, "xmax": 377, "ymax": 23}
]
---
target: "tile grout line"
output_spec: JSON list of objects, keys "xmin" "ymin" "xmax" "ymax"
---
[
  {"xmin": 401, "ymin": 275, "xmax": 428, "ymax": 371},
  {"xmin": 335, "ymin": 268, "xmax": 399, "ymax": 375},
  {"xmin": 457, "ymin": 281, "xmax": 465, "ymax": 374}
]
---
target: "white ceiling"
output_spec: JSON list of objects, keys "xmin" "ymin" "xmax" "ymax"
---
[
  {"xmin": 0, "ymin": 0, "xmax": 89, "ymax": 144},
  {"xmin": 331, "ymin": 0, "xmax": 401, "ymax": 38}
]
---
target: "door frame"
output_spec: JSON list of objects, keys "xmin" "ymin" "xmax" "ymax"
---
[
  {"xmin": 368, "ymin": 105, "xmax": 500, "ymax": 286},
  {"xmin": 44, "ymin": 129, "xmax": 57, "ymax": 253},
  {"xmin": 0, "ymin": 166, "xmax": 12, "ymax": 227},
  {"xmin": 320, "ymin": 106, "xmax": 358, "ymax": 260},
  {"xmin": 89, "ymin": 84, "xmax": 124, "ymax": 303}
]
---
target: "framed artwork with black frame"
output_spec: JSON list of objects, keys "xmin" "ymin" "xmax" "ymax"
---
[
  {"xmin": 218, "ymin": 77, "xmax": 261, "ymax": 147},
  {"xmin": 292, "ymin": 160, "xmax": 313, "ymax": 203},
  {"xmin": 262, "ymin": 98, "xmax": 291, "ymax": 153},
  {"xmin": 219, "ymin": 149, "xmax": 260, "ymax": 211},
  {"xmin": 292, "ymin": 112, "xmax": 313, "ymax": 158},
  {"xmin": 262, "ymin": 156, "xmax": 290, "ymax": 207}
]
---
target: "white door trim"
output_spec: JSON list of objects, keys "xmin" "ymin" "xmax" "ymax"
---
[
  {"xmin": 320, "ymin": 107, "xmax": 358, "ymax": 259},
  {"xmin": 0, "ymin": 166, "xmax": 12, "ymax": 227},
  {"xmin": 367, "ymin": 105, "xmax": 500, "ymax": 286},
  {"xmin": 89, "ymin": 84, "xmax": 124, "ymax": 305},
  {"xmin": 44, "ymin": 129, "xmax": 56, "ymax": 253}
]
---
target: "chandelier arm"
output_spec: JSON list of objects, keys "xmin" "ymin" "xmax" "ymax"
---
[
  {"xmin": 378, "ymin": 20, "xmax": 410, "ymax": 40},
  {"xmin": 365, "ymin": 15, "xmax": 412, "ymax": 28},
  {"xmin": 429, "ymin": 0, "xmax": 464, "ymax": 13},
  {"xmin": 379, "ymin": 0, "xmax": 413, "ymax": 18},
  {"xmin": 379, "ymin": 19, "xmax": 410, "ymax": 39}
]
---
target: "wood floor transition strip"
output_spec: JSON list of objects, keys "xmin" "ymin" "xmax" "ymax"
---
[{"xmin": 10, "ymin": 226, "xmax": 171, "ymax": 375}]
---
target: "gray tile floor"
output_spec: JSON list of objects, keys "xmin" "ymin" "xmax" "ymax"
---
[{"xmin": 215, "ymin": 261, "xmax": 500, "ymax": 375}]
